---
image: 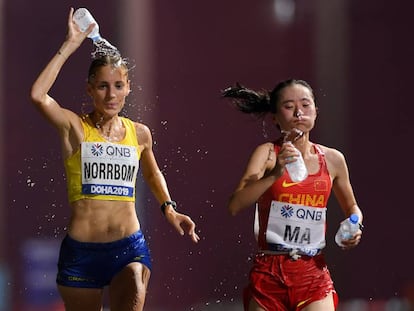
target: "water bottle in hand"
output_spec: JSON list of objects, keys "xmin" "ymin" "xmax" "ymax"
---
[
  {"xmin": 285, "ymin": 143, "xmax": 308, "ymax": 182},
  {"xmin": 335, "ymin": 214, "xmax": 360, "ymax": 247},
  {"xmin": 282, "ymin": 129, "xmax": 308, "ymax": 182},
  {"xmin": 73, "ymin": 8, "xmax": 101, "ymax": 42},
  {"xmin": 73, "ymin": 8, "xmax": 119, "ymax": 58}
]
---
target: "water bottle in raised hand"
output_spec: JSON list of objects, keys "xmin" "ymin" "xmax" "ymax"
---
[
  {"xmin": 73, "ymin": 8, "xmax": 101, "ymax": 42},
  {"xmin": 72, "ymin": 8, "xmax": 119, "ymax": 58}
]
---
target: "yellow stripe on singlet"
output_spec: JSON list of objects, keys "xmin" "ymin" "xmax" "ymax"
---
[{"xmin": 297, "ymin": 298, "xmax": 311, "ymax": 308}]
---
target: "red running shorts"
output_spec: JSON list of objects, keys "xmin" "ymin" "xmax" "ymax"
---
[{"xmin": 243, "ymin": 253, "xmax": 338, "ymax": 310}]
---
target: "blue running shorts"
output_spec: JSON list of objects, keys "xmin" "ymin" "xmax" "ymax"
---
[{"xmin": 56, "ymin": 230, "xmax": 152, "ymax": 288}]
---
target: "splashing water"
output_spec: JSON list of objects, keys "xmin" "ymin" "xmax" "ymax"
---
[
  {"xmin": 281, "ymin": 128, "xmax": 304, "ymax": 143},
  {"xmin": 261, "ymin": 119, "xmax": 269, "ymax": 138},
  {"xmin": 91, "ymin": 38, "xmax": 121, "ymax": 59}
]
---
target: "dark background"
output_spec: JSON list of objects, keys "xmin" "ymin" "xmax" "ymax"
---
[{"xmin": 2, "ymin": 0, "xmax": 414, "ymax": 310}]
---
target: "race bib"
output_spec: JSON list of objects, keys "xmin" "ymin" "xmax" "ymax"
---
[
  {"xmin": 81, "ymin": 142, "xmax": 139, "ymax": 197},
  {"xmin": 265, "ymin": 201, "xmax": 326, "ymax": 255}
]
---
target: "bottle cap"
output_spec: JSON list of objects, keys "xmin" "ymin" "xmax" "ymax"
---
[
  {"xmin": 349, "ymin": 214, "xmax": 359, "ymax": 224},
  {"xmin": 91, "ymin": 35, "xmax": 102, "ymax": 42}
]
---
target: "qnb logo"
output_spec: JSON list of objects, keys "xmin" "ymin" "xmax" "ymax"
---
[
  {"xmin": 91, "ymin": 143, "xmax": 104, "ymax": 156},
  {"xmin": 281, "ymin": 204, "xmax": 294, "ymax": 218}
]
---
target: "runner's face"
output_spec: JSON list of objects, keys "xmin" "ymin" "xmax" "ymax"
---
[
  {"xmin": 274, "ymin": 84, "xmax": 317, "ymax": 133},
  {"xmin": 87, "ymin": 65, "xmax": 130, "ymax": 116}
]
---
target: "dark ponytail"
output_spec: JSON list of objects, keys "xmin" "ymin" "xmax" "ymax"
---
[
  {"xmin": 222, "ymin": 79, "xmax": 314, "ymax": 116},
  {"xmin": 221, "ymin": 83, "xmax": 274, "ymax": 116}
]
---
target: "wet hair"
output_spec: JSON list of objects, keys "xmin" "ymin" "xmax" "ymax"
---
[
  {"xmin": 222, "ymin": 79, "xmax": 315, "ymax": 116},
  {"xmin": 87, "ymin": 54, "xmax": 129, "ymax": 83}
]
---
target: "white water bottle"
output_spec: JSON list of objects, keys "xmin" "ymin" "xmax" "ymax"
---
[
  {"xmin": 335, "ymin": 214, "xmax": 360, "ymax": 247},
  {"xmin": 285, "ymin": 142, "xmax": 308, "ymax": 182},
  {"xmin": 73, "ymin": 8, "xmax": 102, "ymax": 42}
]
